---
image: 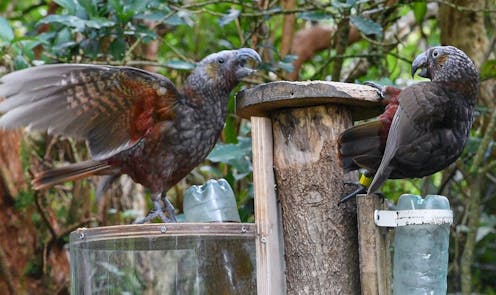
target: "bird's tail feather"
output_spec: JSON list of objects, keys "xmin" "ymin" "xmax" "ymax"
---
[
  {"xmin": 338, "ymin": 121, "xmax": 384, "ymax": 172},
  {"xmin": 33, "ymin": 160, "xmax": 114, "ymax": 190}
]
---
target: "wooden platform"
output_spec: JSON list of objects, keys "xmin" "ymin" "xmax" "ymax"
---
[{"xmin": 236, "ymin": 80, "xmax": 382, "ymax": 121}]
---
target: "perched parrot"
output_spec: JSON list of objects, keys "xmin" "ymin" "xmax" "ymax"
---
[
  {"xmin": 0, "ymin": 48, "xmax": 261, "ymax": 222},
  {"xmin": 338, "ymin": 46, "xmax": 479, "ymax": 202}
]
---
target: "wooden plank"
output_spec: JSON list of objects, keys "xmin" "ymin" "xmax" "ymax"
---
[
  {"xmin": 236, "ymin": 81, "xmax": 382, "ymax": 120},
  {"xmin": 251, "ymin": 116, "xmax": 285, "ymax": 295},
  {"xmin": 357, "ymin": 194, "xmax": 391, "ymax": 295}
]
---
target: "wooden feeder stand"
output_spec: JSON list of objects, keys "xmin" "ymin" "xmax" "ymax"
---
[{"xmin": 236, "ymin": 81, "xmax": 387, "ymax": 294}]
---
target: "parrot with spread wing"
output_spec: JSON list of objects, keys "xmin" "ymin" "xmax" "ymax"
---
[
  {"xmin": 339, "ymin": 46, "xmax": 479, "ymax": 202},
  {"xmin": 0, "ymin": 48, "xmax": 261, "ymax": 222}
]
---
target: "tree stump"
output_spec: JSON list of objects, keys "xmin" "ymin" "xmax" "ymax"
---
[{"xmin": 237, "ymin": 81, "xmax": 381, "ymax": 294}]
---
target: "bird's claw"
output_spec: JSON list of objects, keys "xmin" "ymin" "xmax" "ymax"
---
[
  {"xmin": 134, "ymin": 211, "xmax": 172, "ymax": 224},
  {"xmin": 134, "ymin": 196, "xmax": 177, "ymax": 223},
  {"xmin": 339, "ymin": 182, "xmax": 387, "ymax": 205},
  {"xmin": 339, "ymin": 182, "xmax": 366, "ymax": 205},
  {"xmin": 363, "ymin": 81, "xmax": 385, "ymax": 100},
  {"xmin": 162, "ymin": 197, "xmax": 177, "ymax": 223}
]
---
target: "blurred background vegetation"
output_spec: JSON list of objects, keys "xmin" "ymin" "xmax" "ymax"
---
[{"xmin": 0, "ymin": 0, "xmax": 494, "ymax": 294}]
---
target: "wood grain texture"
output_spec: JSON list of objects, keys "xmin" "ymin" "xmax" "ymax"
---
[
  {"xmin": 251, "ymin": 117, "xmax": 285, "ymax": 295},
  {"xmin": 236, "ymin": 81, "xmax": 382, "ymax": 121},
  {"xmin": 272, "ymin": 104, "xmax": 359, "ymax": 294},
  {"xmin": 357, "ymin": 194, "xmax": 392, "ymax": 295}
]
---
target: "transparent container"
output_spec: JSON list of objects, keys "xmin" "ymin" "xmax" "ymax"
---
[
  {"xmin": 70, "ymin": 223, "xmax": 256, "ymax": 294},
  {"xmin": 393, "ymin": 194, "xmax": 451, "ymax": 295},
  {"xmin": 183, "ymin": 178, "xmax": 241, "ymax": 222}
]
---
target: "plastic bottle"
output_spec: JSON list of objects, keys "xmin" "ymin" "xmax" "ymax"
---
[
  {"xmin": 183, "ymin": 178, "xmax": 241, "ymax": 222},
  {"xmin": 393, "ymin": 194, "xmax": 451, "ymax": 295}
]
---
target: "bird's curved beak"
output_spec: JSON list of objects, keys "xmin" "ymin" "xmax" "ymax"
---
[
  {"xmin": 411, "ymin": 51, "xmax": 429, "ymax": 79},
  {"xmin": 235, "ymin": 48, "xmax": 262, "ymax": 79}
]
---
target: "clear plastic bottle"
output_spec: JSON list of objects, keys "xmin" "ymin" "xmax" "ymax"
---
[
  {"xmin": 393, "ymin": 194, "xmax": 451, "ymax": 295},
  {"xmin": 183, "ymin": 178, "xmax": 241, "ymax": 222}
]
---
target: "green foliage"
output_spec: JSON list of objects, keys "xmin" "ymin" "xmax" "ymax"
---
[
  {"xmin": 481, "ymin": 60, "xmax": 496, "ymax": 80},
  {"xmin": 350, "ymin": 15, "xmax": 383, "ymax": 37},
  {"xmin": 0, "ymin": 16, "xmax": 14, "ymax": 44},
  {"xmin": 411, "ymin": 2, "xmax": 427, "ymax": 25},
  {"xmin": 297, "ymin": 11, "xmax": 333, "ymax": 22},
  {"xmin": 24, "ymin": 256, "xmax": 43, "ymax": 278},
  {"xmin": 14, "ymin": 190, "xmax": 35, "ymax": 210},
  {"xmin": 0, "ymin": 0, "xmax": 495, "ymax": 292},
  {"xmin": 208, "ymin": 136, "xmax": 252, "ymax": 181}
]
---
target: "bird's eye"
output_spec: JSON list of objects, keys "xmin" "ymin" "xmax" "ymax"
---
[
  {"xmin": 432, "ymin": 50, "xmax": 439, "ymax": 58},
  {"xmin": 217, "ymin": 58, "xmax": 225, "ymax": 64}
]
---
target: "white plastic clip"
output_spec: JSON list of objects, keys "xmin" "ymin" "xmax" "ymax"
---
[{"xmin": 374, "ymin": 209, "xmax": 453, "ymax": 227}]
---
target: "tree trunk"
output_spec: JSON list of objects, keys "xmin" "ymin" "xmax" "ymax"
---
[
  {"xmin": 272, "ymin": 105, "xmax": 360, "ymax": 294},
  {"xmin": 439, "ymin": 1, "xmax": 494, "ymax": 294},
  {"xmin": 0, "ymin": 130, "xmax": 70, "ymax": 294},
  {"xmin": 439, "ymin": 0, "xmax": 488, "ymax": 67}
]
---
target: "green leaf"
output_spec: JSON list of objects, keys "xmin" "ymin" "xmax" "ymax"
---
[
  {"xmin": 130, "ymin": 25, "xmax": 157, "ymax": 41},
  {"xmin": 19, "ymin": 39, "xmax": 43, "ymax": 60},
  {"xmin": 297, "ymin": 11, "xmax": 332, "ymax": 21},
  {"xmin": 224, "ymin": 100, "xmax": 238, "ymax": 143},
  {"xmin": 350, "ymin": 15, "xmax": 383, "ymax": 37},
  {"xmin": 14, "ymin": 55, "xmax": 29, "ymax": 70},
  {"xmin": 480, "ymin": 60, "xmax": 496, "ymax": 80},
  {"xmin": 476, "ymin": 226, "xmax": 494, "ymax": 242},
  {"xmin": 53, "ymin": 0, "xmax": 78, "ymax": 14},
  {"xmin": 109, "ymin": 0, "xmax": 129, "ymax": 22},
  {"xmin": 78, "ymin": 0, "xmax": 99, "ymax": 17},
  {"xmin": 126, "ymin": 0, "xmax": 150, "ymax": 14},
  {"xmin": 331, "ymin": 0, "xmax": 357, "ymax": 9},
  {"xmin": 208, "ymin": 137, "xmax": 251, "ymax": 163},
  {"xmin": 218, "ymin": 9, "xmax": 240, "ymax": 27},
  {"xmin": 38, "ymin": 15, "xmax": 87, "ymax": 31},
  {"xmin": 208, "ymin": 137, "xmax": 253, "ymax": 180},
  {"xmin": 163, "ymin": 60, "xmax": 196, "ymax": 70},
  {"xmin": 109, "ymin": 38, "xmax": 126, "ymax": 60},
  {"xmin": 14, "ymin": 190, "xmax": 35, "ymax": 210},
  {"xmin": 134, "ymin": 12, "xmax": 170, "ymax": 22},
  {"xmin": 277, "ymin": 54, "xmax": 298, "ymax": 73},
  {"xmin": 86, "ymin": 18, "xmax": 115, "ymax": 29},
  {"xmin": 277, "ymin": 61, "xmax": 294, "ymax": 73},
  {"xmin": 412, "ymin": 2, "xmax": 427, "ymax": 25},
  {"xmin": 168, "ymin": 10, "xmax": 194, "ymax": 27},
  {"xmin": 0, "ymin": 16, "xmax": 14, "ymax": 43}
]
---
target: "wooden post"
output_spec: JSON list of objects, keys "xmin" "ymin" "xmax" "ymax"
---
[
  {"xmin": 357, "ymin": 194, "xmax": 392, "ymax": 295},
  {"xmin": 252, "ymin": 116, "xmax": 285, "ymax": 294},
  {"xmin": 237, "ymin": 81, "xmax": 382, "ymax": 294},
  {"xmin": 272, "ymin": 104, "xmax": 359, "ymax": 293}
]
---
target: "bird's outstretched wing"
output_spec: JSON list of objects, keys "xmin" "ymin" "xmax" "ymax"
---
[{"xmin": 0, "ymin": 64, "xmax": 179, "ymax": 160}]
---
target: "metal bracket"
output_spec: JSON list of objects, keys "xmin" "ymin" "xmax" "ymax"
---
[{"xmin": 374, "ymin": 209, "xmax": 453, "ymax": 227}]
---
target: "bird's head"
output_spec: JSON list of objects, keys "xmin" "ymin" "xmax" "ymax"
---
[
  {"xmin": 411, "ymin": 46, "xmax": 478, "ymax": 83},
  {"xmin": 191, "ymin": 48, "xmax": 261, "ymax": 91}
]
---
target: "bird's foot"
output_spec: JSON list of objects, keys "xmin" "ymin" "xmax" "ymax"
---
[
  {"xmin": 161, "ymin": 195, "xmax": 177, "ymax": 223},
  {"xmin": 338, "ymin": 182, "xmax": 366, "ymax": 205},
  {"xmin": 134, "ymin": 194, "xmax": 177, "ymax": 223},
  {"xmin": 363, "ymin": 81, "xmax": 385, "ymax": 100},
  {"xmin": 339, "ymin": 182, "xmax": 387, "ymax": 205}
]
